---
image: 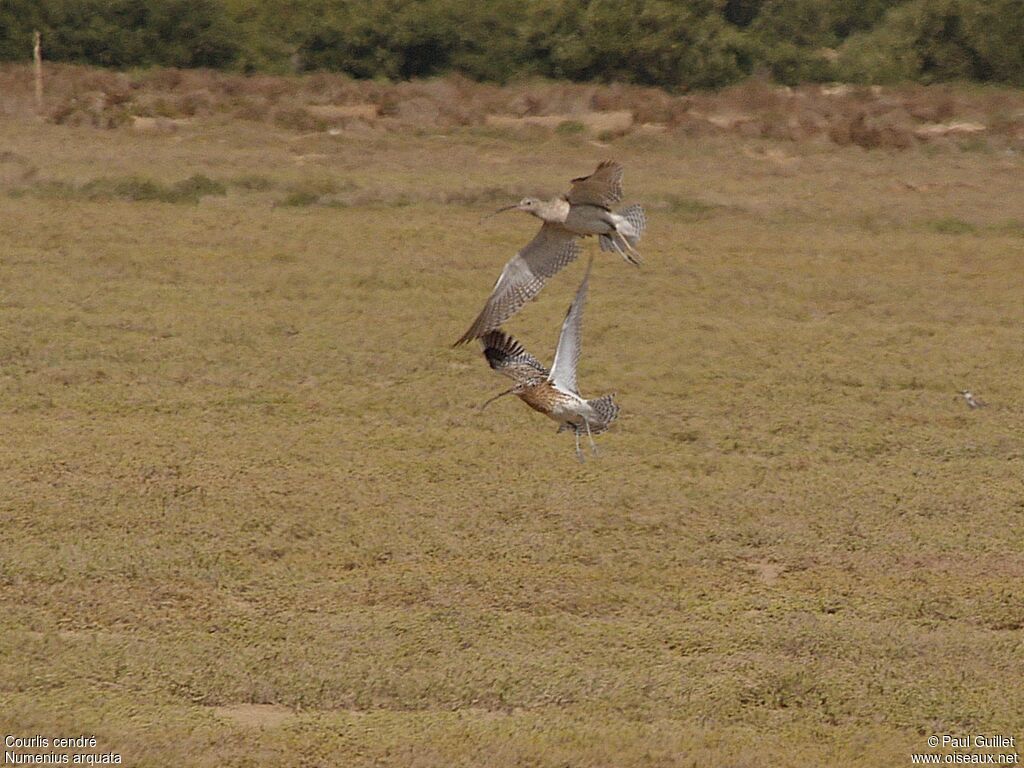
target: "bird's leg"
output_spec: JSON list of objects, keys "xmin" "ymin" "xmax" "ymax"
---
[
  {"xmin": 584, "ymin": 418, "xmax": 598, "ymax": 455},
  {"xmin": 606, "ymin": 233, "xmax": 627, "ymax": 256},
  {"xmin": 574, "ymin": 428, "xmax": 585, "ymax": 463},
  {"xmin": 612, "ymin": 229, "xmax": 642, "ymax": 266},
  {"xmin": 606, "ymin": 232, "xmax": 634, "ymax": 263}
]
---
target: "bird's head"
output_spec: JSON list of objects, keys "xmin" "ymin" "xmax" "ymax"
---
[{"xmin": 485, "ymin": 197, "xmax": 544, "ymax": 221}]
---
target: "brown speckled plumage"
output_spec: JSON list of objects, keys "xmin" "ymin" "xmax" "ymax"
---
[
  {"xmin": 477, "ymin": 260, "xmax": 618, "ymax": 461},
  {"xmin": 519, "ymin": 381, "xmax": 578, "ymax": 415}
]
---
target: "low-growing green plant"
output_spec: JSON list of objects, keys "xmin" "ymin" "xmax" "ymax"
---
[
  {"xmin": 278, "ymin": 190, "xmax": 320, "ymax": 207},
  {"xmin": 8, "ymin": 180, "xmax": 78, "ymax": 200},
  {"xmin": 12, "ymin": 174, "xmax": 228, "ymax": 204},
  {"xmin": 555, "ymin": 120, "xmax": 585, "ymax": 135},
  {"xmin": 663, "ymin": 195, "xmax": 721, "ymax": 220},
  {"xmin": 927, "ymin": 216, "xmax": 977, "ymax": 234},
  {"xmin": 995, "ymin": 220, "xmax": 1024, "ymax": 237},
  {"xmin": 231, "ymin": 174, "xmax": 276, "ymax": 192},
  {"xmin": 82, "ymin": 176, "xmax": 173, "ymax": 202},
  {"xmin": 273, "ymin": 108, "xmax": 325, "ymax": 133},
  {"xmin": 172, "ymin": 174, "xmax": 227, "ymax": 200}
]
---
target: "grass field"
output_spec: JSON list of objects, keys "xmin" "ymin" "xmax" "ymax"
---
[{"xmin": 2, "ymin": 79, "xmax": 1023, "ymax": 766}]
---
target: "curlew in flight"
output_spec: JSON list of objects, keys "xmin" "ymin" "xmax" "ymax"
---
[
  {"xmin": 959, "ymin": 390, "xmax": 986, "ymax": 409},
  {"xmin": 478, "ymin": 259, "xmax": 619, "ymax": 461},
  {"xmin": 454, "ymin": 161, "xmax": 644, "ymax": 346},
  {"xmin": 494, "ymin": 160, "xmax": 646, "ymax": 263}
]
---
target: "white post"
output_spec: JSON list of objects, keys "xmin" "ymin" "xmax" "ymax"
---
[{"xmin": 33, "ymin": 30, "xmax": 43, "ymax": 113}]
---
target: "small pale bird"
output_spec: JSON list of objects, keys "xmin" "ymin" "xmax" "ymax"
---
[
  {"xmin": 960, "ymin": 390, "xmax": 986, "ymax": 409},
  {"xmin": 453, "ymin": 161, "xmax": 645, "ymax": 346},
  {"xmin": 479, "ymin": 260, "xmax": 619, "ymax": 462}
]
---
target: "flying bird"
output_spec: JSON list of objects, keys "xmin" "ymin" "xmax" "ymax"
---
[
  {"xmin": 478, "ymin": 260, "xmax": 619, "ymax": 461},
  {"xmin": 490, "ymin": 160, "xmax": 646, "ymax": 263},
  {"xmin": 453, "ymin": 161, "xmax": 644, "ymax": 346},
  {"xmin": 959, "ymin": 390, "xmax": 986, "ymax": 409}
]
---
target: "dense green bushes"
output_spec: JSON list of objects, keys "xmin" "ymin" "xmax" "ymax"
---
[
  {"xmin": 838, "ymin": 0, "xmax": 1024, "ymax": 84},
  {"xmin": 1, "ymin": 0, "xmax": 239, "ymax": 67},
  {"xmin": 1, "ymin": 0, "xmax": 1022, "ymax": 88}
]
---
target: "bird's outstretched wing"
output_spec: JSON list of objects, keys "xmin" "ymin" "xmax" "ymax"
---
[
  {"xmin": 565, "ymin": 160, "xmax": 624, "ymax": 208},
  {"xmin": 453, "ymin": 223, "xmax": 582, "ymax": 346},
  {"xmin": 548, "ymin": 258, "xmax": 592, "ymax": 395},
  {"xmin": 480, "ymin": 330, "xmax": 549, "ymax": 385}
]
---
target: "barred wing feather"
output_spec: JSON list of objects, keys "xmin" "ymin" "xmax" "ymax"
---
[
  {"xmin": 454, "ymin": 223, "xmax": 582, "ymax": 345},
  {"xmin": 565, "ymin": 160, "xmax": 624, "ymax": 208},
  {"xmin": 480, "ymin": 330, "xmax": 549, "ymax": 385}
]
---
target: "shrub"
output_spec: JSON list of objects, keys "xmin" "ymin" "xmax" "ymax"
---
[
  {"xmin": 7, "ymin": 0, "xmax": 241, "ymax": 69},
  {"xmin": 928, "ymin": 216, "xmax": 977, "ymax": 234},
  {"xmin": 75, "ymin": 174, "xmax": 227, "ymax": 203},
  {"xmin": 838, "ymin": 0, "xmax": 1024, "ymax": 86},
  {"xmin": 273, "ymin": 107, "xmax": 324, "ymax": 132},
  {"xmin": 1, "ymin": 0, "xmax": 1021, "ymax": 90},
  {"xmin": 171, "ymin": 174, "xmax": 227, "ymax": 200},
  {"xmin": 232, "ymin": 175, "xmax": 276, "ymax": 191},
  {"xmin": 278, "ymin": 190, "xmax": 320, "ymax": 207},
  {"xmin": 527, "ymin": 0, "xmax": 751, "ymax": 89},
  {"xmin": 81, "ymin": 176, "xmax": 174, "ymax": 202}
]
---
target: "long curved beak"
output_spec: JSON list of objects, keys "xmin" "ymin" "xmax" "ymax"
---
[
  {"xmin": 479, "ymin": 204, "xmax": 518, "ymax": 224},
  {"xmin": 480, "ymin": 388, "xmax": 514, "ymax": 410}
]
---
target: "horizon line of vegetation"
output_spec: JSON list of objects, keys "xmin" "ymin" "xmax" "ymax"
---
[{"xmin": 1, "ymin": 0, "xmax": 1022, "ymax": 91}]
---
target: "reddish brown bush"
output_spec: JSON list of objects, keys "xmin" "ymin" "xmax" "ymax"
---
[{"xmin": 1, "ymin": 63, "xmax": 1021, "ymax": 151}]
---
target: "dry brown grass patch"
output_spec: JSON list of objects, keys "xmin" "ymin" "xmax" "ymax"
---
[
  {"xmin": 2, "ymin": 63, "xmax": 1022, "ymax": 151},
  {"xmin": 1, "ymin": 110, "xmax": 1023, "ymax": 766},
  {"xmin": 213, "ymin": 704, "xmax": 296, "ymax": 728}
]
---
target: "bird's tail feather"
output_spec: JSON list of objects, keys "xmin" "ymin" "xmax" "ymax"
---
[
  {"xmin": 586, "ymin": 393, "xmax": 619, "ymax": 434},
  {"xmin": 600, "ymin": 204, "xmax": 646, "ymax": 254},
  {"xmin": 618, "ymin": 204, "xmax": 646, "ymax": 246}
]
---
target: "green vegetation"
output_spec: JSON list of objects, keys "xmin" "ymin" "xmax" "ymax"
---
[
  {"xmin": 230, "ymin": 174, "xmax": 276, "ymax": 192},
  {"xmin": 2, "ymin": 0, "xmax": 1024, "ymax": 88},
  {"xmin": 555, "ymin": 119, "xmax": 586, "ymax": 135},
  {"xmin": 10, "ymin": 173, "xmax": 228, "ymax": 203},
  {"xmin": 926, "ymin": 216, "xmax": 977, "ymax": 234},
  {"xmin": 0, "ymin": 0, "xmax": 239, "ymax": 68},
  {"xmin": 661, "ymin": 195, "xmax": 723, "ymax": 221},
  {"xmin": 277, "ymin": 189, "xmax": 321, "ymax": 206}
]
